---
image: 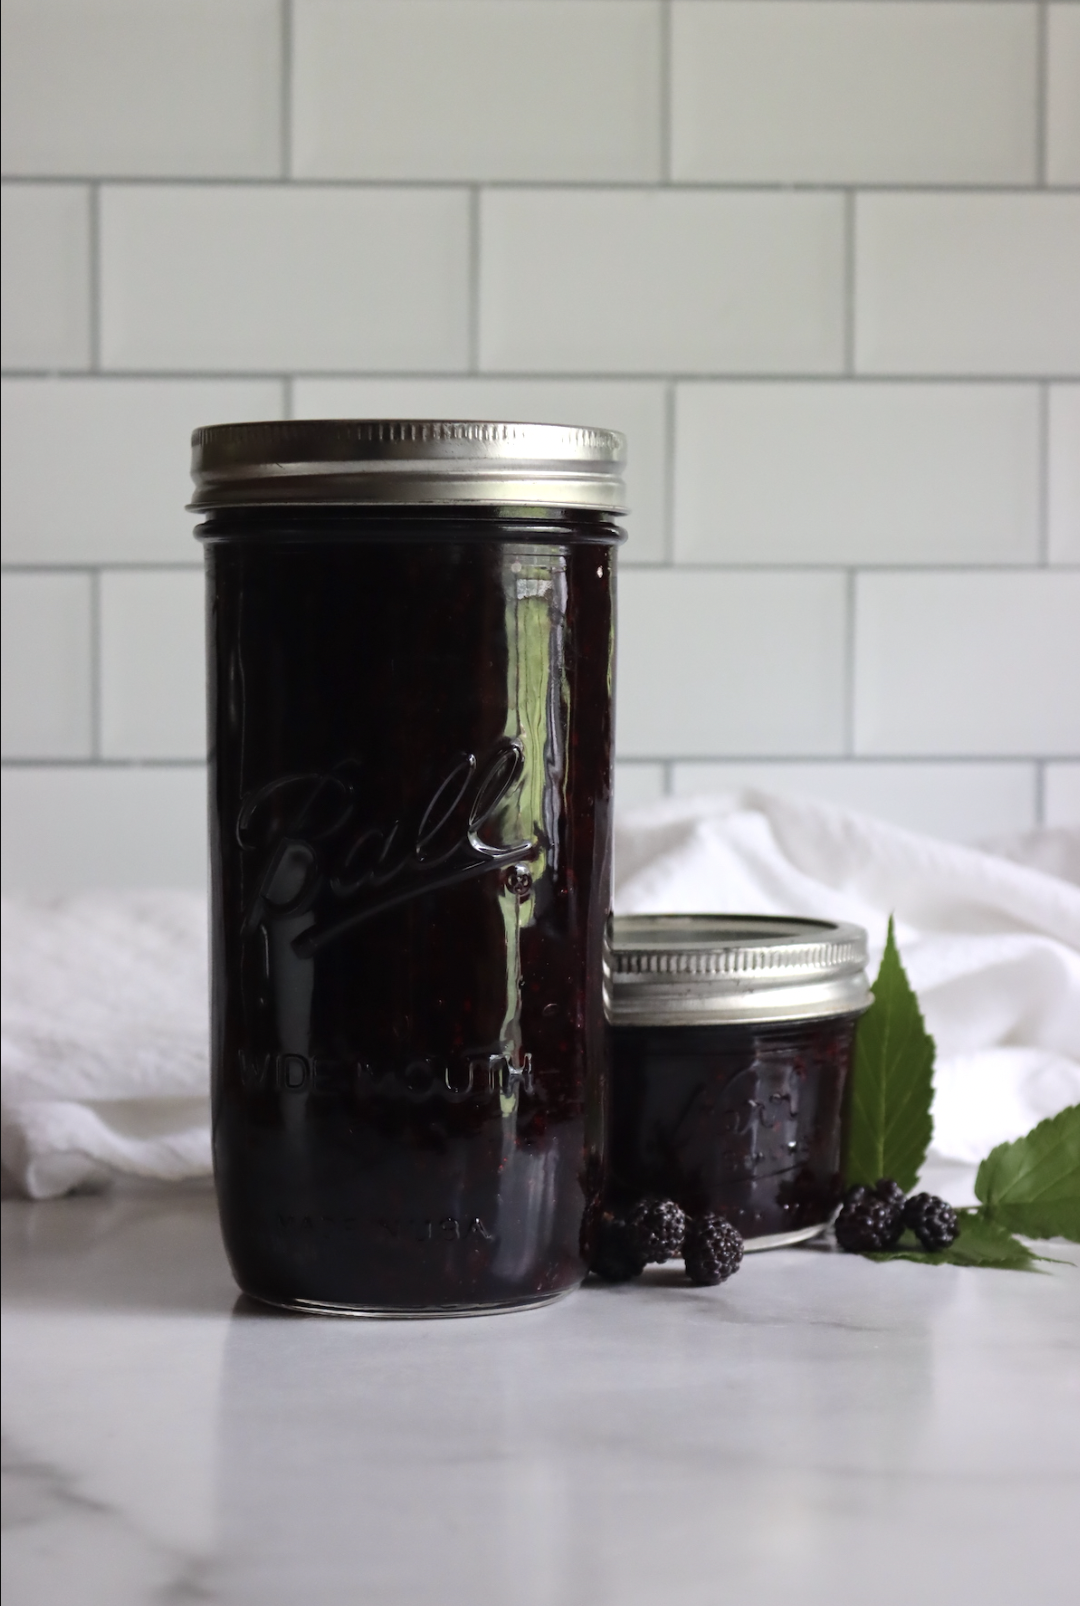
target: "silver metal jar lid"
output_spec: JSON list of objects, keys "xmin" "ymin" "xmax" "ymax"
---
[
  {"xmin": 189, "ymin": 419, "xmax": 627, "ymax": 513},
  {"xmin": 606, "ymin": 914, "xmax": 871, "ymax": 1027}
]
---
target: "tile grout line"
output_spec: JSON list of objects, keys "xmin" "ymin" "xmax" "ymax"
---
[
  {"xmin": 843, "ymin": 569, "xmax": 857, "ymax": 758},
  {"xmin": 5, "ymin": 367, "xmax": 1080, "ymax": 386},
  {"xmin": 9, "ymin": 174, "xmax": 1079, "ymax": 195},
  {"xmin": 662, "ymin": 380, "xmax": 676, "ymax": 564},
  {"xmin": 1036, "ymin": 0, "xmax": 1048, "ymax": 189},
  {"xmin": 7, "ymin": 560, "xmax": 1079, "ymax": 578},
  {"xmin": 0, "ymin": 758, "xmax": 209, "ymax": 771},
  {"xmin": 659, "ymin": 0, "xmax": 673, "ymax": 185},
  {"xmin": 612, "ymin": 756, "xmax": 1070, "ymax": 770},
  {"xmin": 89, "ymin": 568, "xmax": 102, "ymax": 760},
  {"xmin": 4, "ymin": 754, "xmax": 1071, "ymax": 772},
  {"xmin": 1038, "ymin": 381, "xmax": 1050, "ymax": 564},
  {"xmin": 468, "ymin": 186, "xmax": 481, "ymax": 374},
  {"xmin": 88, "ymin": 182, "xmax": 102, "ymax": 372},
  {"xmin": 843, "ymin": 190, "xmax": 856, "ymax": 377},
  {"xmin": 281, "ymin": 0, "xmax": 294, "ymax": 181},
  {"xmin": 2, "ymin": 564, "xmax": 203, "ymax": 577}
]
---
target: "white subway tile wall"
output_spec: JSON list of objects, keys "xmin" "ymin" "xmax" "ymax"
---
[
  {"xmin": 1, "ymin": 185, "xmax": 91, "ymax": 368},
  {"xmin": 0, "ymin": 0, "xmax": 283, "ymax": 179},
  {"xmin": 618, "ymin": 570, "xmax": 848, "ymax": 758},
  {"xmin": 1, "ymin": 378, "xmax": 286, "ymax": 563},
  {"xmin": 854, "ymin": 192, "xmax": 1080, "ymax": 375},
  {"xmin": 674, "ymin": 382, "xmax": 1041, "ymax": 565},
  {"xmin": 98, "ymin": 570, "xmax": 206, "ymax": 760},
  {"xmin": 1, "ymin": 573, "xmax": 93, "ymax": 759},
  {"xmin": 671, "ymin": 1, "xmax": 1038, "ymax": 185},
  {"xmin": 1046, "ymin": 763, "xmax": 1080, "ymax": 826},
  {"xmin": 0, "ymin": 767, "xmax": 208, "ymax": 892},
  {"xmin": 1049, "ymin": 385, "xmax": 1080, "ymax": 563},
  {"xmin": 613, "ymin": 762, "xmax": 668, "ymax": 812},
  {"xmin": 1048, "ymin": 4, "xmax": 1080, "ymax": 186},
  {"xmin": 853, "ymin": 572, "xmax": 1080, "ymax": 757},
  {"xmin": 292, "ymin": 0, "xmax": 663, "ymax": 182},
  {"xmin": 480, "ymin": 189, "xmax": 846, "ymax": 374},
  {"xmin": 100, "ymin": 186, "xmax": 472, "ymax": 371},
  {"xmin": 2, "ymin": 0, "xmax": 1077, "ymax": 891}
]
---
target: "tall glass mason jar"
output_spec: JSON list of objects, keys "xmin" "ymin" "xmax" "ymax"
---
[{"xmin": 190, "ymin": 421, "xmax": 626, "ymax": 1315}]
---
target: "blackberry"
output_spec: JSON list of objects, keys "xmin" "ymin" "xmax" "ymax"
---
[
  {"xmin": 902, "ymin": 1192, "xmax": 958, "ymax": 1252},
  {"xmin": 874, "ymin": 1178, "xmax": 907, "ymax": 1210},
  {"xmin": 588, "ymin": 1213, "xmax": 646, "ymax": 1283},
  {"xmin": 683, "ymin": 1214, "xmax": 744, "ymax": 1287},
  {"xmin": 834, "ymin": 1193, "xmax": 904, "ymax": 1253},
  {"xmin": 626, "ymin": 1198, "xmax": 686, "ymax": 1265}
]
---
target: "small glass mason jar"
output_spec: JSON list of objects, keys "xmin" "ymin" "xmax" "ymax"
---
[
  {"xmin": 190, "ymin": 420, "xmax": 626, "ymax": 1315},
  {"xmin": 604, "ymin": 916, "xmax": 871, "ymax": 1249}
]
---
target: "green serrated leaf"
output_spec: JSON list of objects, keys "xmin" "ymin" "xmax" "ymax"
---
[
  {"xmin": 843, "ymin": 916, "xmax": 934, "ymax": 1193},
  {"xmin": 866, "ymin": 1210, "xmax": 1054, "ymax": 1271},
  {"xmin": 975, "ymin": 1104, "xmax": 1080, "ymax": 1242}
]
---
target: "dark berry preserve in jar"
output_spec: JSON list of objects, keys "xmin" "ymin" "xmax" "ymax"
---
[
  {"xmin": 190, "ymin": 420, "xmax": 626, "ymax": 1314},
  {"xmin": 605, "ymin": 916, "xmax": 871, "ymax": 1249}
]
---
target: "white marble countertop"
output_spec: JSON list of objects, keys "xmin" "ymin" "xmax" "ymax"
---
[{"xmin": 3, "ymin": 1182, "xmax": 1079, "ymax": 1606}]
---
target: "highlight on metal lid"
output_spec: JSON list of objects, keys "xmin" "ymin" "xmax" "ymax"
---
[
  {"xmin": 189, "ymin": 418, "xmax": 628, "ymax": 513},
  {"xmin": 606, "ymin": 914, "xmax": 871, "ymax": 1027}
]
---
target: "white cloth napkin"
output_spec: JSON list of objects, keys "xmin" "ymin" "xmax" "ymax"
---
[
  {"xmin": 1, "ymin": 892, "xmax": 210, "ymax": 1198},
  {"xmin": 3, "ymin": 791, "xmax": 1078, "ymax": 1199}
]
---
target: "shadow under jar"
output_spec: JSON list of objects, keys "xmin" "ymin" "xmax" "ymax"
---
[
  {"xmin": 190, "ymin": 420, "xmax": 626, "ymax": 1315},
  {"xmin": 605, "ymin": 916, "xmax": 871, "ymax": 1249}
]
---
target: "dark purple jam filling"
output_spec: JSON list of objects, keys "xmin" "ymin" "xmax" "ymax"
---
[
  {"xmin": 201, "ymin": 508, "xmax": 619, "ymax": 1311},
  {"xmin": 607, "ymin": 1016, "xmax": 857, "ymax": 1241}
]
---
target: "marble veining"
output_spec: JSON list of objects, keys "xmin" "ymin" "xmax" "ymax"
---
[{"xmin": 2, "ymin": 1177, "xmax": 1078, "ymax": 1606}]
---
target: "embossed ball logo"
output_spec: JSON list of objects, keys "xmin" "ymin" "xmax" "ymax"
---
[{"xmin": 236, "ymin": 739, "xmax": 540, "ymax": 955}]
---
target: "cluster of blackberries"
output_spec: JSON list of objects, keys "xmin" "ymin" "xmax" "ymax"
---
[
  {"xmin": 834, "ymin": 1178, "xmax": 959, "ymax": 1254},
  {"xmin": 589, "ymin": 1198, "xmax": 744, "ymax": 1288}
]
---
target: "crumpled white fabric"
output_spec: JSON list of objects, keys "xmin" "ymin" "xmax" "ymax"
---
[
  {"xmin": 2, "ymin": 791, "xmax": 1078, "ymax": 1198},
  {"xmin": 1, "ymin": 892, "xmax": 210, "ymax": 1198}
]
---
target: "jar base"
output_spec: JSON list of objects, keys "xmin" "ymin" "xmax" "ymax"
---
[
  {"xmin": 241, "ymin": 1284, "xmax": 581, "ymax": 1320},
  {"xmin": 742, "ymin": 1222, "xmax": 829, "ymax": 1252}
]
